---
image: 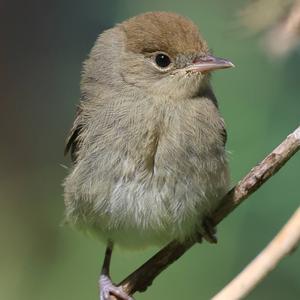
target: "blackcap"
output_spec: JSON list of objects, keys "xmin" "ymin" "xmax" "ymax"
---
[{"xmin": 64, "ymin": 11, "xmax": 234, "ymax": 300}]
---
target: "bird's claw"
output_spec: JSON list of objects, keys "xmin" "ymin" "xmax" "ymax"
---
[
  {"xmin": 100, "ymin": 275, "xmax": 134, "ymax": 300},
  {"xmin": 201, "ymin": 217, "xmax": 218, "ymax": 244}
]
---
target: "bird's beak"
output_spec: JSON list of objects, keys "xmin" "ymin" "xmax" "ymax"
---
[{"xmin": 185, "ymin": 55, "xmax": 235, "ymax": 73}]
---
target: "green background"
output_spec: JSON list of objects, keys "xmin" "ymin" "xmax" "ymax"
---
[{"xmin": 1, "ymin": 1, "xmax": 299, "ymax": 299}]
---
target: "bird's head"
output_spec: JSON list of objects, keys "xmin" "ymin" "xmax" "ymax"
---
[{"xmin": 83, "ymin": 12, "xmax": 234, "ymax": 100}]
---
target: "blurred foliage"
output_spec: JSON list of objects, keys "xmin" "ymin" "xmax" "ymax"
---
[
  {"xmin": 0, "ymin": 1, "xmax": 299, "ymax": 300},
  {"xmin": 240, "ymin": 0, "xmax": 300, "ymax": 57}
]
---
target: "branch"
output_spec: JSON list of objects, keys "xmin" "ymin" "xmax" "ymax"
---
[
  {"xmin": 212, "ymin": 206, "xmax": 300, "ymax": 300},
  {"xmin": 114, "ymin": 126, "xmax": 300, "ymax": 298}
]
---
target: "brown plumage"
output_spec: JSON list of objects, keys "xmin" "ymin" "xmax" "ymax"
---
[
  {"xmin": 64, "ymin": 12, "xmax": 234, "ymax": 300},
  {"xmin": 123, "ymin": 12, "xmax": 208, "ymax": 56}
]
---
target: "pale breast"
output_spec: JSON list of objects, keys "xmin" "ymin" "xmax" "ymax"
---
[{"xmin": 64, "ymin": 95, "xmax": 229, "ymax": 247}]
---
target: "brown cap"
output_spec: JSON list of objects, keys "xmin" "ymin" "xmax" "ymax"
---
[{"xmin": 121, "ymin": 12, "xmax": 209, "ymax": 58}]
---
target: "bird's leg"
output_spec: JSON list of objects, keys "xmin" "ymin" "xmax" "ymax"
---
[
  {"xmin": 201, "ymin": 217, "xmax": 218, "ymax": 243},
  {"xmin": 99, "ymin": 240, "xmax": 134, "ymax": 300}
]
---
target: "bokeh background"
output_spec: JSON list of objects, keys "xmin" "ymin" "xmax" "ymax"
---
[{"xmin": 1, "ymin": 1, "xmax": 299, "ymax": 299}]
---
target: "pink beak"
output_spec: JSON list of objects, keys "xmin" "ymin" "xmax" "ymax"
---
[{"xmin": 185, "ymin": 55, "xmax": 235, "ymax": 73}]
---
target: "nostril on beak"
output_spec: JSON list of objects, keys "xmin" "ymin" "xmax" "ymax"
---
[
  {"xmin": 193, "ymin": 55, "xmax": 214, "ymax": 64},
  {"xmin": 193, "ymin": 55, "xmax": 215, "ymax": 63}
]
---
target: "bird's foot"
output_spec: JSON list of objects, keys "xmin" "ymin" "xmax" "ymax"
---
[
  {"xmin": 199, "ymin": 217, "xmax": 218, "ymax": 244},
  {"xmin": 99, "ymin": 275, "xmax": 134, "ymax": 300}
]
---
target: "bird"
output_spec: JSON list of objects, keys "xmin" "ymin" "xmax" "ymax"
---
[{"xmin": 64, "ymin": 11, "xmax": 233, "ymax": 300}]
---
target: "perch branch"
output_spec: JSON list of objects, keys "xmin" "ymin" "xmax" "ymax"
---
[
  {"xmin": 111, "ymin": 126, "xmax": 300, "ymax": 299},
  {"xmin": 212, "ymin": 206, "xmax": 300, "ymax": 300}
]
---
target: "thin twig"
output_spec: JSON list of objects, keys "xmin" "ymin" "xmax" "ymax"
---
[
  {"xmin": 111, "ymin": 126, "xmax": 300, "ymax": 299},
  {"xmin": 212, "ymin": 206, "xmax": 300, "ymax": 300}
]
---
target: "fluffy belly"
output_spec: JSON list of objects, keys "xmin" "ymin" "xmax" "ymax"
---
[
  {"xmin": 65, "ymin": 143, "xmax": 229, "ymax": 248},
  {"xmin": 84, "ymin": 169, "xmax": 227, "ymax": 248}
]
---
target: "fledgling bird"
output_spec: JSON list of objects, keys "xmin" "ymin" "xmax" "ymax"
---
[{"xmin": 64, "ymin": 11, "xmax": 233, "ymax": 300}]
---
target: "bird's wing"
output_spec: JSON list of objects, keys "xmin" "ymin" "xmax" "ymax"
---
[
  {"xmin": 200, "ymin": 85, "xmax": 227, "ymax": 146},
  {"xmin": 220, "ymin": 121, "xmax": 227, "ymax": 146},
  {"xmin": 64, "ymin": 106, "xmax": 83, "ymax": 163}
]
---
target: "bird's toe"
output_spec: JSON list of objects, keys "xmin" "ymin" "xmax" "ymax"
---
[
  {"xmin": 201, "ymin": 217, "xmax": 218, "ymax": 244},
  {"xmin": 100, "ymin": 275, "xmax": 134, "ymax": 300}
]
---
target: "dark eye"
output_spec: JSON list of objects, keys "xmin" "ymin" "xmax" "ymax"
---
[{"xmin": 155, "ymin": 53, "xmax": 171, "ymax": 68}]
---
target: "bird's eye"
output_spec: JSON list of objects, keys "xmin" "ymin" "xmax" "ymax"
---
[{"xmin": 155, "ymin": 53, "xmax": 171, "ymax": 68}]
